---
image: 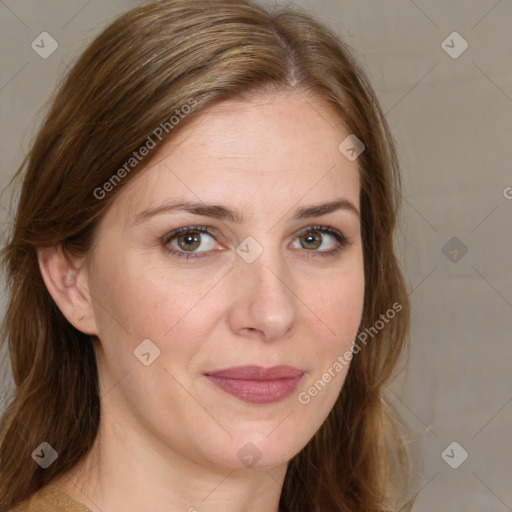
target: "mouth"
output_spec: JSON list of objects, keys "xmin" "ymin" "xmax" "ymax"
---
[{"xmin": 204, "ymin": 365, "xmax": 305, "ymax": 404}]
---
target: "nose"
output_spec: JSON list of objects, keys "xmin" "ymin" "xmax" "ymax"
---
[{"xmin": 226, "ymin": 246, "xmax": 299, "ymax": 342}]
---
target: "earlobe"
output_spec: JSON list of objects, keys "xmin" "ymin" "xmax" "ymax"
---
[{"xmin": 37, "ymin": 246, "xmax": 98, "ymax": 335}]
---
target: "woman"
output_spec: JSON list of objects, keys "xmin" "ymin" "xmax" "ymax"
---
[{"xmin": 0, "ymin": 1, "xmax": 419, "ymax": 510}]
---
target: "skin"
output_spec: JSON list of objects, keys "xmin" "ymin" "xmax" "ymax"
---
[{"xmin": 39, "ymin": 90, "xmax": 365, "ymax": 512}]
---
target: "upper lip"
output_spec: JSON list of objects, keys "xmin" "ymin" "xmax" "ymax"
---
[{"xmin": 205, "ymin": 365, "xmax": 304, "ymax": 380}]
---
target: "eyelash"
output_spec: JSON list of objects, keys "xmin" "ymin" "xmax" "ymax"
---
[{"xmin": 162, "ymin": 225, "xmax": 349, "ymax": 261}]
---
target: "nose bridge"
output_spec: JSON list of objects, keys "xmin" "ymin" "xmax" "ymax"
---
[{"xmin": 228, "ymin": 238, "xmax": 298, "ymax": 340}]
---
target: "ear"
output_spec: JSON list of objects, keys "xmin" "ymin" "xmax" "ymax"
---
[{"xmin": 37, "ymin": 245, "xmax": 98, "ymax": 335}]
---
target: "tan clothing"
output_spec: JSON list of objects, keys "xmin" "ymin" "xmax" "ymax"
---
[{"xmin": 12, "ymin": 486, "xmax": 93, "ymax": 512}]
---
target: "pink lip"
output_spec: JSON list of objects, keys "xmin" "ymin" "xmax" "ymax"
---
[{"xmin": 204, "ymin": 365, "xmax": 304, "ymax": 404}]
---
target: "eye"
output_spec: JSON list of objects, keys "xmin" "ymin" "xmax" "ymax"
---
[
  {"xmin": 290, "ymin": 225, "xmax": 348, "ymax": 256},
  {"xmin": 163, "ymin": 224, "xmax": 349, "ymax": 261},
  {"xmin": 163, "ymin": 226, "xmax": 219, "ymax": 260}
]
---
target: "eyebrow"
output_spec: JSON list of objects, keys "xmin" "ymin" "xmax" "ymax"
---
[{"xmin": 131, "ymin": 198, "xmax": 360, "ymax": 225}]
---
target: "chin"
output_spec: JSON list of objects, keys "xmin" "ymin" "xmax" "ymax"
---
[{"xmin": 200, "ymin": 437, "xmax": 298, "ymax": 472}]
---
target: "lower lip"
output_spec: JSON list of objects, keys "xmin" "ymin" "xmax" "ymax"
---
[{"xmin": 205, "ymin": 374, "xmax": 304, "ymax": 404}]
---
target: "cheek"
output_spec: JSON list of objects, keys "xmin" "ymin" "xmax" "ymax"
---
[
  {"xmin": 298, "ymin": 258, "xmax": 365, "ymax": 403},
  {"xmin": 295, "ymin": 269, "xmax": 363, "ymax": 421},
  {"xmin": 307, "ymin": 263, "xmax": 365, "ymax": 341},
  {"xmin": 88, "ymin": 253, "xmax": 226, "ymax": 374},
  {"xmin": 90, "ymin": 253, "xmax": 202, "ymax": 333}
]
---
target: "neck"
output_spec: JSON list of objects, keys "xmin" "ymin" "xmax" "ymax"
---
[{"xmin": 50, "ymin": 413, "xmax": 286, "ymax": 512}]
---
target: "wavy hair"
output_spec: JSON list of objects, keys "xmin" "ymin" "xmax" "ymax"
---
[{"xmin": 0, "ymin": 1, "xmax": 419, "ymax": 510}]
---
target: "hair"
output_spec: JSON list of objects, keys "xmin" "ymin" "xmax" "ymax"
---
[{"xmin": 0, "ymin": 0, "xmax": 420, "ymax": 510}]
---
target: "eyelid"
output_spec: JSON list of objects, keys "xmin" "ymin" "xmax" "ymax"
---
[
  {"xmin": 294, "ymin": 224, "xmax": 348, "ymax": 242},
  {"xmin": 162, "ymin": 225, "xmax": 221, "ymax": 244}
]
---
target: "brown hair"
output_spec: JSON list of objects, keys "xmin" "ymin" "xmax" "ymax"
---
[{"xmin": 0, "ymin": 1, "xmax": 419, "ymax": 510}]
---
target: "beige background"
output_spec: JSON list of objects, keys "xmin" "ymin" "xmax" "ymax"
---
[{"xmin": 1, "ymin": 1, "xmax": 511, "ymax": 510}]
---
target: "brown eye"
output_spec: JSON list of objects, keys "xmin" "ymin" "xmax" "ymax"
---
[
  {"xmin": 291, "ymin": 225, "xmax": 348, "ymax": 256},
  {"xmin": 164, "ymin": 226, "xmax": 218, "ymax": 259},
  {"xmin": 299, "ymin": 230, "xmax": 322, "ymax": 250},
  {"xmin": 176, "ymin": 231, "xmax": 201, "ymax": 251}
]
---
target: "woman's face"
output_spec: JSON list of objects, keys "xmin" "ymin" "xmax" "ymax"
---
[{"xmin": 83, "ymin": 91, "xmax": 364, "ymax": 471}]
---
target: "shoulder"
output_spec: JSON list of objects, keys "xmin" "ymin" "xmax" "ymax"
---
[{"xmin": 11, "ymin": 486, "xmax": 93, "ymax": 512}]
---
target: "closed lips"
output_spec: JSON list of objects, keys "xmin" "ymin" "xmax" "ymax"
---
[
  {"xmin": 205, "ymin": 365, "xmax": 304, "ymax": 380},
  {"xmin": 204, "ymin": 365, "xmax": 305, "ymax": 404}
]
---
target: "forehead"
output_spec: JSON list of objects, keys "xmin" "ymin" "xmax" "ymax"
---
[{"xmin": 116, "ymin": 91, "xmax": 360, "ymax": 218}]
